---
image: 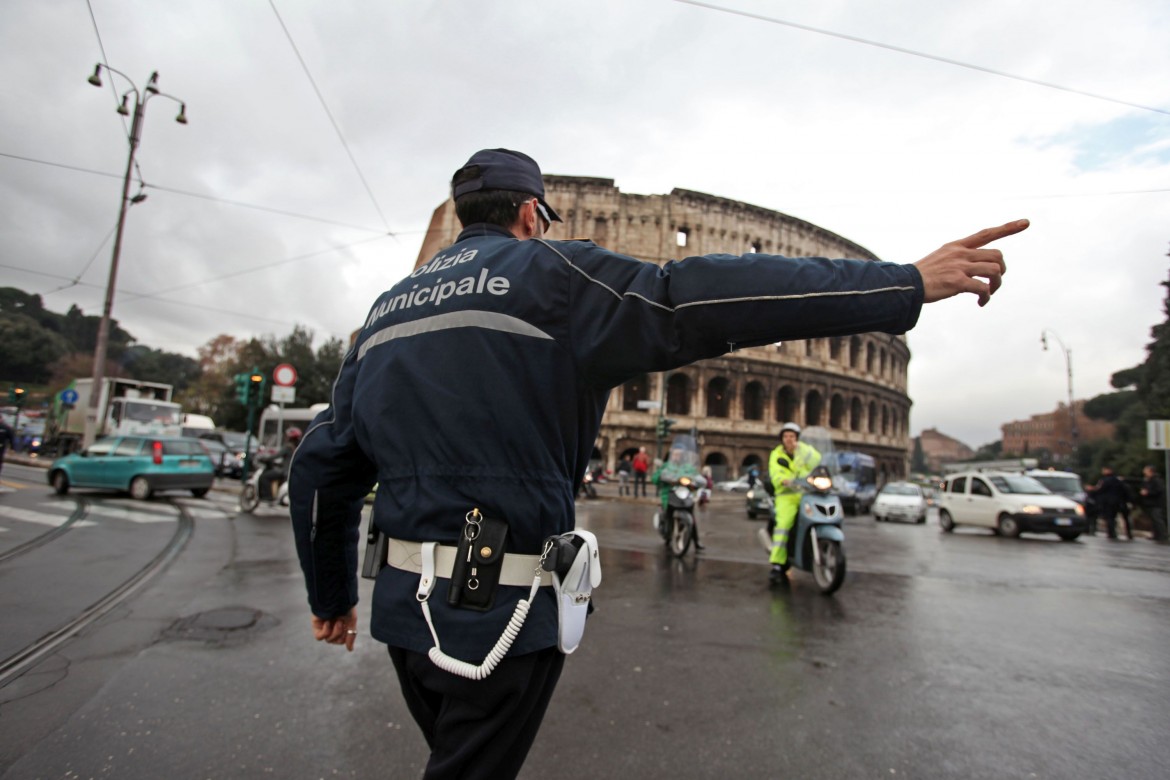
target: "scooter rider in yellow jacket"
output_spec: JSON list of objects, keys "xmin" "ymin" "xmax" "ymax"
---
[{"xmin": 768, "ymin": 422, "xmax": 820, "ymax": 584}]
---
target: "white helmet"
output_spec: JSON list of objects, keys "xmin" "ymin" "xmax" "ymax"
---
[{"xmin": 780, "ymin": 422, "xmax": 801, "ymax": 437}]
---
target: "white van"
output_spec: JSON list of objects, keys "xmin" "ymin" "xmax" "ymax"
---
[
  {"xmin": 180, "ymin": 413, "xmax": 216, "ymax": 439},
  {"xmin": 1025, "ymin": 468, "xmax": 1086, "ymax": 507},
  {"xmin": 257, "ymin": 404, "xmax": 329, "ymax": 450}
]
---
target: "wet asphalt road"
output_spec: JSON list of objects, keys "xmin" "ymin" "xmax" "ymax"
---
[{"xmin": 1, "ymin": 467, "xmax": 1168, "ymax": 779}]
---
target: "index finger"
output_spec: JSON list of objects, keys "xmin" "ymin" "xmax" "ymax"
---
[{"xmin": 956, "ymin": 219, "xmax": 1030, "ymax": 249}]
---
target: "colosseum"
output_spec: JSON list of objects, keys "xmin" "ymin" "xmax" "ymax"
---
[{"xmin": 416, "ymin": 175, "xmax": 913, "ymax": 483}]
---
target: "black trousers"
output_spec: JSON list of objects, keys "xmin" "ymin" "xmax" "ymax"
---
[
  {"xmin": 633, "ymin": 472, "xmax": 648, "ymax": 497},
  {"xmin": 389, "ymin": 645, "xmax": 565, "ymax": 780}
]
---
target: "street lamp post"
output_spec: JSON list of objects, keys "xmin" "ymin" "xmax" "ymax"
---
[
  {"xmin": 1040, "ymin": 328, "xmax": 1077, "ymax": 460},
  {"xmin": 83, "ymin": 64, "xmax": 187, "ymax": 447}
]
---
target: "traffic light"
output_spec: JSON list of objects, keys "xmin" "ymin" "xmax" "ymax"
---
[
  {"xmin": 8, "ymin": 387, "xmax": 25, "ymax": 407},
  {"xmin": 249, "ymin": 372, "xmax": 265, "ymax": 405},
  {"xmin": 656, "ymin": 417, "xmax": 677, "ymax": 438},
  {"xmin": 233, "ymin": 373, "xmax": 251, "ymax": 405}
]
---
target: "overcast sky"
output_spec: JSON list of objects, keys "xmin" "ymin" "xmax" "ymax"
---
[{"xmin": 2, "ymin": 0, "xmax": 1168, "ymax": 448}]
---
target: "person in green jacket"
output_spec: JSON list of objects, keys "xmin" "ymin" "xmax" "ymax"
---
[
  {"xmin": 653, "ymin": 435, "xmax": 704, "ymax": 549},
  {"xmin": 768, "ymin": 422, "xmax": 820, "ymax": 584}
]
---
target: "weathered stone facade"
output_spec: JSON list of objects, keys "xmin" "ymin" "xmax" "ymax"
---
[
  {"xmin": 417, "ymin": 176, "xmax": 913, "ymax": 481},
  {"xmin": 1001, "ymin": 400, "xmax": 1115, "ymax": 461}
]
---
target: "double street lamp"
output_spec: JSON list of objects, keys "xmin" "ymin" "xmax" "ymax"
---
[
  {"xmin": 82, "ymin": 64, "xmax": 187, "ymax": 447},
  {"xmin": 1040, "ymin": 328, "xmax": 1077, "ymax": 460}
]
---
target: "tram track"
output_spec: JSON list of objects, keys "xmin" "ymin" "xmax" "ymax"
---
[
  {"xmin": 0, "ymin": 499, "xmax": 196, "ymax": 688},
  {"xmin": 0, "ymin": 497, "xmax": 91, "ymax": 565}
]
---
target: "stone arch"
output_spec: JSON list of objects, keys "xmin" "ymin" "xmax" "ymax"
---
[
  {"xmin": 776, "ymin": 385, "xmax": 797, "ymax": 424},
  {"xmin": 868, "ymin": 400, "xmax": 878, "ymax": 433},
  {"xmin": 706, "ymin": 377, "xmax": 731, "ymax": 418},
  {"xmin": 850, "ymin": 336, "xmax": 862, "ymax": 369},
  {"xmin": 850, "ymin": 396, "xmax": 863, "ymax": 432},
  {"xmin": 866, "ymin": 342, "xmax": 876, "ymax": 374},
  {"xmin": 743, "ymin": 380, "xmax": 765, "ymax": 421},
  {"xmin": 666, "ymin": 373, "xmax": 691, "ymax": 415},
  {"xmin": 622, "ymin": 374, "xmax": 649, "ymax": 411},
  {"xmin": 830, "ymin": 393, "xmax": 846, "ymax": 428},
  {"xmin": 805, "ymin": 390, "xmax": 823, "ymax": 426},
  {"xmin": 741, "ymin": 453, "xmax": 764, "ymax": 469}
]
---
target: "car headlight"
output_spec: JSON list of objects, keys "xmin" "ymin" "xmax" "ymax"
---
[
  {"xmin": 1074, "ymin": 505, "xmax": 1085, "ymax": 516},
  {"xmin": 1019, "ymin": 505, "xmax": 1043, "ymax": 514}
]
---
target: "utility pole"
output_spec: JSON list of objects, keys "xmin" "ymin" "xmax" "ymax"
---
[{"xmin": 83, "ymin": 64, "xmax": 187, "ymax": 447}]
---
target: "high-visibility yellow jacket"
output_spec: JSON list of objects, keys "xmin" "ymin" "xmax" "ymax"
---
[{"xmin": 768, "ymin": 441, "xmax": 821, "ymax": 498}]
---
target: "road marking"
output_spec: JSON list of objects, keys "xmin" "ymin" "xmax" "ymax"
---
[
  {"xmin": 85, "ymin": 505, "xmax": 177, "ymax": 524},
  {"xmin": 175, "ymin": 504, "xmax": 231, "ymax": 518},
  {"xmin": 0, "ymin": 507, "xmax": 96, "ymax": 528}
]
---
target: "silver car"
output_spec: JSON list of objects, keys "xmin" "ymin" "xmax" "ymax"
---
[{"xmin": 873, "ymin": 482, "xmax": 928, "ymax": 524}]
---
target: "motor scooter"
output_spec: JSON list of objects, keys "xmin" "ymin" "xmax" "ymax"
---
[
  {"xmin": 239, "ymin": 454, "xmax": 289, "ymax": 513},
  {"xmin": 579, "ymin": 469, "xmax": 598, "ymax": 499},
  {"xmin": 745, "ymin": 477, "xmax": 772, "ymax": 519},
  {"xmin": 654, "ymin": 475, "xmax": 701, "ymax": 556},
  {"xmin": 757, "ymin": 427, "xmax": 847, "ymax": 594},
  {"xmin": 652, "ymin": 435, "xmax": 703, "ymax": 557}
]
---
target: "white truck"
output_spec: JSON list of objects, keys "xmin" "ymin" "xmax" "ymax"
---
[{"xmin": 50, "ymin": 378, "xmax": 183, "ymax": 453}]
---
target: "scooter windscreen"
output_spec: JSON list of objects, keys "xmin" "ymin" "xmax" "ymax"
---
[
  {"xmin": 659, "ymin": 433, "xmax": 701, "ymax": 484},
  {"xmin": 800, "ymin": 426, "xmax": 838, "ymax": 477}
]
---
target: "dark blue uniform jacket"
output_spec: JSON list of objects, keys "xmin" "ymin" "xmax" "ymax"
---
[{"xmin": 290, "ymin": 223, "xmax": 923, "ymax": 661}]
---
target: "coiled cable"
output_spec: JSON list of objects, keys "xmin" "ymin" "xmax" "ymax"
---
[{"xmin": 420, "ymin": 575, "xmax": 542, "ymax": 681}]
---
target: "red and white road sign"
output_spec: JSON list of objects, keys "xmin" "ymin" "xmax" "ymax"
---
[{"xmin": 273, "ymin": 363, "xmax": 298, "ymax": 387}]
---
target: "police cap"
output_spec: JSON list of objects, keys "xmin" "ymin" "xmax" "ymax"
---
[{"xmin": 452, "ymin": 149, "xmax": 562, "ymax": 222}]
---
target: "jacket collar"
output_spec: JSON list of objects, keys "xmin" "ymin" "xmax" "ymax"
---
[{"xmin": 456, "ymin": 223, "xmax": 517, "ymax": 242}]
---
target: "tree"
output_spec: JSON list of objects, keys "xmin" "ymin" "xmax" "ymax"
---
[
  {"xmin": 204, "ymin": 325, "xmax": 344, "ymax": 432},
  {"xmin": 0, "ymin": 313, "xmax": 72, "ymax": 383},
  {"xmin": 121, "ymin": 345, "xmax": 201, "ymax": 391},
  {"xmin": 1079, "ymin": 248, "xmax": 1170, "ymax": 479},
  {"xmin": 910, "ymin": 436, "xmax": 927, "ymax": 473}
]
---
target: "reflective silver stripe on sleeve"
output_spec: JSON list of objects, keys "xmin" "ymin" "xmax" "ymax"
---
[
  {"xmin": 533, "ymin": 238, "xmax": 915, "ymax": 311},
  {"xmin": 357, "ymin": 310, "xmax": 553, "ymax": 361}
]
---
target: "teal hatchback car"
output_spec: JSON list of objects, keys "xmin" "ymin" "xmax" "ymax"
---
[{"xmin": 48, "ymin": 435, "xmax": 215, "ymax": 500}]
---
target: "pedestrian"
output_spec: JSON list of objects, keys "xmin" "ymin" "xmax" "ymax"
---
[
  {"xmin": 1139, "ymin": 465, "xmax": 1167, "ymax": 542},
  {"xmin": 617, "ymin": 453, "xmax": 633, "ymax": 496},
  {"xmin": 0, "ymin": 417, "xmax": 13, "ymax": 487},
  {"xmin": 633, "ymin": 446, "xmax": 651, "ymax": 498},
  {"xmin": 1088, "ymin": 466, "xmax": 1132, "ymax": 540},
  {"xmin": 289, "ymin": 147, "xmax": 1027, "ymax": 779}
]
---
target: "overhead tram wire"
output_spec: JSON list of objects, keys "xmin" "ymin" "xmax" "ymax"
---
[
  {"xmin": 671, "ymin": 0, "xmax": 1170, "ymax": 117},
  {"xmin": 0, "ymin": 152, "xmax": 388, "ymax": 234},
  {"xmin": 0, "ymin": 262, "xmax": 295, "ymax": 327},
  {"xmin": 268, "ymin": 0, "xmax": 394, "ymax": 235}
]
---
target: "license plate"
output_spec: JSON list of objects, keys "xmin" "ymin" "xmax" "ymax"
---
[{"xmin": 1055, "ymin": 517, "xmax": 1072, "ymax": 526}]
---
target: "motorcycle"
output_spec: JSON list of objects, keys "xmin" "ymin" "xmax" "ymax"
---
[
  {"xmin": 239, "ymin": 454, "xmax": 290, "ymax": 513},
  {"xmin": 757, "ymin": 426, "xmax": 847, "ymax": 595},
  {"xmin": 580, "ymin": 469, "xmax": 598, "ymax": 499},
  {"xmin": 652, "ymin": 434, "xmax": 703, "ymax": 557},
  {"xmin": 745, "ymin": 477, "xmax": 772, "ymax": 519}
]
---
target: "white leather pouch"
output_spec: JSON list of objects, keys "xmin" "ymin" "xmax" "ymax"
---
[{"xmin": 549, "ymin": 529, "xmax": 602, "ymax": 654}]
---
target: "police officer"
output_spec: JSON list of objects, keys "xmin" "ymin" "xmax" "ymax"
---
[
  {"xmin": 289, "ymin": 147, "xmax": 1027, "ymax": 779},
  {"xmin": 767, "ymin": 422, "xmax": 821, "ymax": 584}
]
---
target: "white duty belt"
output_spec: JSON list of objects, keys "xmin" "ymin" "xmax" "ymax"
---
[
  {"xmin": 385, "ymin": 537, "xmax": 552, "ymax": 587},
  {"xmin": 392, "ymin": 531, "xmax": 601, "ymax": 681}
]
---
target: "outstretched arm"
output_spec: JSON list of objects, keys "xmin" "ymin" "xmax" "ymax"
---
[{"xmin": 914, "ymin": 219, "xmax": 1029, "ymax": 306}]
